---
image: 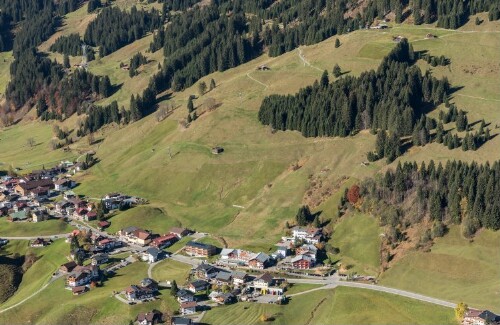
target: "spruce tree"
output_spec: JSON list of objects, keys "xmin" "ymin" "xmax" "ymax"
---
[
  {"xmin": 198, "ymin": 81, "xmax": 207, "ymax": 95},
  {"xmin": 332, "ymin": 64, "xmax": 341, "ymax": 78},
  {"xmin": 63, "ymin": 54, "xmax": 70, "ymax": 68},
  {"xmin": 187, "ymin": 97, "xmax": 194, "ymax": 113},
  {"xmin": 320, "ymin": 70, "xmax": 329, "ymax": 87},
  {"xmin": 170, "ymin": 280, "xmax": 178, "ymax": 296},
  {"xmin": 334, "ymin": 38, "xmax": 340, "ymax": 48}
]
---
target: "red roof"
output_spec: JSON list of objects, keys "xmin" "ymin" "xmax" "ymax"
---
[
  {"xmin": 152, "ymin": 234, "xmax": 177, "ymax": 245},
  {"xmin": 98, "ymin": 221, "xmax": 110, "ymax": 227},
  {"xmin": 180, "ymin": 301, "xmax": 197, "ymax": 308}
]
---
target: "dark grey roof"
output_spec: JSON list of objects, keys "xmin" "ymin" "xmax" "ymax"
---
[
  {"xmin": 186, "ymin": 241, "xmax": 216, "ymax": 250},
  {"xmin": 190, "ymin": 279, "xmax": 209, "ymax": 289},
  {"xmin": 216, "ymin": 271, "xmax": 232, "ymax": 281},
  {"xmin": 479, "ymin": 310, "xmax": 500, "ymax": 322},
  {"xmin": 146, "ymin": 247, "xmax": 161, "ymax": 257},
  {"xmin": 176, "ymin": 289, "xmax": 194, "ymax": 298},
  {"xmin": 172, "ymin": 317, "xmax": 192, "ymax": 325}
]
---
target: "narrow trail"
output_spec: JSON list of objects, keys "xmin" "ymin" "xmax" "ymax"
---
[
  {"xmin": 305, "ymin": 297, "xmax": 328, "ymax": 325},
  {"xmin": 0, "ymin": 272, "xmax": 61, "ymax": 314},
  {"xmin": 455, "ymin": 93, "xmax": 500, "ymax": 102},
  {"xmin": 287, "ymin": 284, "xmax": 335, "ymax": 297},
  {"xmin": 297, "ymin": 47, "xmax": 323, "ymax": 72},
  {"xmin": 245, "ymin": 72, "xmax": 268, "ymax": 90}
]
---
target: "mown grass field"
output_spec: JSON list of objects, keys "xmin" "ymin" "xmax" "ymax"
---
[
  {"xmin": 0, "ymin": 219, "xmax": 72, "ymax": 237},
  {"xmin": 151, "ymin": 259, "xmax": 192, "ymax": 286},
  {"xmin": 203, "ymin": 286, "xmax": 456, "ymax": 325},
  {"xmin": 330, "ymin": 213, "xmax": 382, "ymax": 275},
  {"xmin": 380, "ymin": 226, "xmax": 500, "ymax": 311}
]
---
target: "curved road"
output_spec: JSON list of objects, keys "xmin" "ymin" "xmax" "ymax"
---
[{"xmin": 287, "ymin": 278, "xmax": 457, "ymax": 309}]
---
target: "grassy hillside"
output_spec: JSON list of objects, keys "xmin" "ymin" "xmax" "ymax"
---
[
  {"xmin": 0, "ymin": 242, "xmax": 178, "ymax": 324},
  {"xmin": 105, "ymin": 205, "xmax": 180, "ymax": 235},
  {"xmin": 0, "ymin": 219, "xmax": 72, "ymax": 237},
  {"xmin": 380, "ymin": 226, "xmax": 500, "ymax": 311},
  {"xmin": 0, "ymin": 12, "xmax": 498, "ymax": 324},
  {"xmin": 202, "ymin": 287, "xmax": 456, "ymax": 325},
  {"xmin": 330, "ymin": 213, "xmax": 382, "ymax": 276},
  {"xmin": 0, "ymin": 256, "xmax": 23, "ymax": 304},
  {"xmin": 0, "ymin": 122, "xmax": 77, "ymax": 170}
]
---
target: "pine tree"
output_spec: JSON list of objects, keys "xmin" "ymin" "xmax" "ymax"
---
[
  {"xmin": 296, "ymin": 205, "xmax": 311, "ymax": 226},
  {"xmin": 209, "ymin": 78, "xmax": 216, "ymax": 91},
  {"xmin": 332, "ymin": 64, "xmax": 341, "ymax": 78},
  {"xmin": 320, "ymin": 70, "xmax": 329, "ymax": 87},
  {"xmin": 436, "ymin": 122, "xmax": 444, "ymax": 143},
  {"xmin": 376, "ymin": 130, "xmax": 387, "ymax": 158},
  {"xmin": 198, "ymin": 81, "xmax": 207, "ymax": 95},
  {"xmin": 313, "ymin": 215, "xmax": 321, "ymax": 228},
  {"xmin": 170, "ymin": 280, "xmax": 178, "ymax": 296},
  {"xmin": 334, "ymin": 38, "xmax": 340, "ymax": 48},
  {"xmin": 70, "ymin": 235, "xmax": 80, "ymax": 252},
  {"xmin": 431, "ymin": 220, "xmax": 445, "ymax": 238},
  {"xmin": 63, "ymin": 54, "xmax": 70, "ymax": 68},
  {"xmin": 462, "ymin": 132, "xmax": 469, "ymax": 151},
  {"xmin": 187, "ymin": 97, "xmax": 194, "ymax": 113},
  {"xmin": 456, "ymin": 110, "xmax": 468, "ymax": 132},
  {"xmin": 395, "ymin": 2, "xmax": 403, "ymax": 23}
]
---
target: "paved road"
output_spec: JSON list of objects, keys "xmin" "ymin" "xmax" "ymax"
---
[{"xmin": 287, "ymin": 278, "xmax": 457, "ymax": 308}]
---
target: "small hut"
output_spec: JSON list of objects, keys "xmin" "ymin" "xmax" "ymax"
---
[{"xmin": 211, "ymin": 146, "xmax": 224, "ymax": 155}]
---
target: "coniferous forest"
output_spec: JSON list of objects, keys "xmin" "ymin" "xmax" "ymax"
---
[
  {"xmin": 83, "ymin": 6, "xmax": 162, "ymax": 56},
  {"xmin": 352, "ymin": 160, "xmax": 500, "ymax": 241},
  {"xmin": 259, "ymin": 40, "xmax": 451, "ymax": 160},
  {"xmin": 0, "ymin": 0, "xmax": 499, "ymax": 132}
]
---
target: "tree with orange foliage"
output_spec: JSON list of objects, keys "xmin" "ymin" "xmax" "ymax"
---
[{"xmin": 347, "ymin": 185, "xmax": 360, "ymax": 204}]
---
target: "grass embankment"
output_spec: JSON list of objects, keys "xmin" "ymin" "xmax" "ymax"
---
[
  {"xmin": 0, "ymin": 219, "xmax": 72, "ymax": 237},
  {"xmin": 105, "ymin": 206, "xmax": 180, "ymax": 235},
  {"xmin": 380, "ymin": 226, "xmax": 500, "ymax": 311},
  {"xmin": 203, "ymin": 286, "xmax": 456, "ymax": 325}
]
